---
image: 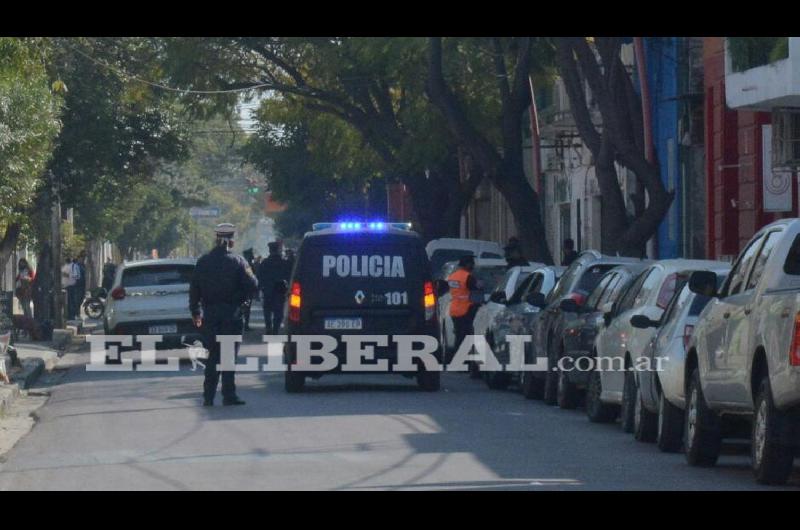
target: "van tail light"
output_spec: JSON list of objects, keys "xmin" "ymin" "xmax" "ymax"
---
[
  {"xmin": 567, "ymin": 292, "xmax": 586, "ymax": 307},
  {"xmin": 683, "ymin": 324, "xmax": 695, "ymax": 351},
  {"xmin": 789, "ymin": 312, "xmax": 800, "ymax": 366},
  {"xmin": 424, "ymin": 281, "xmax": 436, "ymax": 321},
  {"xmin": 110, "ymin": 286, "xmax": 126, "ymax": 300},
  {"xmin": 289, "ymin": 281, "xmax": 301, "ymax": 323}
]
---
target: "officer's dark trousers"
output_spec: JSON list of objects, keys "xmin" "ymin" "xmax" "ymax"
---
[
  {"xmin": 452, "ymin": 304, "xmax": 479, "ymax": 353},
  {"xmin": 201, "ymin": 306, "xmax": 243, "ymax": 402},
  {"xmin": 262, "ymin": 294, "xmax": 284, "ymax": 334}
]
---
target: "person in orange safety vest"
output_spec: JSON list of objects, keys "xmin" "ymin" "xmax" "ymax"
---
[{"xmin": 446, "ymin": 255, "xmax": 481, "ymax": 354}]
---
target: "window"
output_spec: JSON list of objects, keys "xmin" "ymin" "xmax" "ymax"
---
[
  {"xmin": 122, "ymin": 265, "xmax": 195, "ymax": 287},
  {"xmin": 585, "ymin": 272, "xmax": 616, "ymax": 310},
  {"xmin": 616, "ymin": 269, "xmax": 652, "ymax": 315},
  {"xmin": 509, "ymin": 274, "xmax": 536, "ymax": 305},
  {"xmin": 634, "ymin": 268, "xmax": 664, "ymax": 308},
  {"xmin": 656, "ymin": 273, "xmax": 679, "ymax": 310},
  {"xmin": 724, "ymin": 235, "xmax": 765, "ymax": 296},
  {"xmin": 574, "ymin": 264, "xmax": 619, "ymax": 297},
  {"xmin": 596, "ymin": 274, "xmax": 623, "ymax": 310},
  {"xmin": 784, "ymin": 234, "xmax": 800, "ymax": 275},
  {"xmin": 746, "ymin": 230, "xmax": 782, "ymax": 290}
]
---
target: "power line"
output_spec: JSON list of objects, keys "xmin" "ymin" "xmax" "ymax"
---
[{"xmin": 66, "ymin": 43, "xmax": 272, "ymax": 96}]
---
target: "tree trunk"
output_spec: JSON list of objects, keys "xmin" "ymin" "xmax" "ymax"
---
[
  {"xmin": 595, "ymin": 137, "xmax": 631, "ymax": 256},
  {"xmin": 0, "ymin": 223, "xmax": 21, "ymax": 275},
  {"xmin": 32, "ymin": 245, "xmax": 53, "ymax": 321},
  {"xmin": 491, "ymin": 166, "xmax": 554, "ymax": 264}
]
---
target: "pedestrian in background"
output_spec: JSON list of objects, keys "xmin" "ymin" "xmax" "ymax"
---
[
  {"xmin": 562, "ymin": 238, "xmax": 578, "ymax": 266},
  {"xmin": 189, "ymin": 223, "xmax": 258, "ymax": 407},
  {"xmin": 257, "ymin": 241, "xmax": 291, "ymax": 334},
  {"xmin": 102, "ymin": 258, "xmax": 117, "ymax": 292},
  {"xmin": 242, "ymin": 248, "xmax": 256, "ymax": 331},
  {"xmin": 61, "ymin": 257, "xmax": 77, "ymax": 320},
  {"xmin": 15, "ymin": 258, "xmax": 34, "ymax": 319},
  {"xmin": 504, "ymin": 237, "xmax": 528, "ymax": 269},
  {"xmin": 73, "ymin": 253, "xmax": 87, "ymax": 319}
]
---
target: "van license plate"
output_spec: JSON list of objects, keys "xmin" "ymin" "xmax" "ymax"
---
[
  {"xmin": 324, "ymin": 318, "xmax": 363, "ymax": 330},
  {"xmin": 149, "ymin": 324, "xmax": 178, "ymax": 334}
]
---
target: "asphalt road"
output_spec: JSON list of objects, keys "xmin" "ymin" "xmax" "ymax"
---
[{"xmin": 0, "ymin": 338, "xmax": 798, "ymax": 490}]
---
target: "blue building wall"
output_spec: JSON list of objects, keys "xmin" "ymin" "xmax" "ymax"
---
[{"xmin": 644, "ymin": 37, "xmax": 681, "ymax": 258}]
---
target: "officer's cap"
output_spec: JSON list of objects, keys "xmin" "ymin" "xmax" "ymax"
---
[{"xmin": 215, "ymin": 223, "xmax": 236, "ymax": 238}]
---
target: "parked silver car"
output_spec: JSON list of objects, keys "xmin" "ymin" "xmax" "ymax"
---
[{"xmin": 629, "ymin": 266, "xmax": 729, "ymax": 448}]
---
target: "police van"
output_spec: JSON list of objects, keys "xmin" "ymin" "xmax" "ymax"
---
[{"xmin": 283, "ymin": 221, "xmax": 441, "ymax": 392}]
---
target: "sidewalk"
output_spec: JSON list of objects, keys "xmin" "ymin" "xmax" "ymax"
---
[{"xmin": 0, "ymin": 341, "xmax": 60, "ymax": 417}]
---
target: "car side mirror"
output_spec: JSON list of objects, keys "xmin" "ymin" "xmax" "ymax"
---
[
  {"xmin": 688, "ymin": 270, "xmax": 718, "ymax": 298},
  {"xmin": 490, "ymin": 291, "xmax": 506, "ymax": 304},
  {"xmin": 435, "ymin": 279, "xmax": 449, "ymax": 297},
  {"xmin": 603, "ymin": 312, "xmax": 613, "ymax": 327},
  {"xmin": 559, "ymin": 298, "xmax": 580, "ymax": 313},
  {"xmin": 630, "ymin": 314, "xmax": 659, "ymax": 329},
  {"xmin": 526, "ymin": 292, "xmax": 546, "ymax": 308}
]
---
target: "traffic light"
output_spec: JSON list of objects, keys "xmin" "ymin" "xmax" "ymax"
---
[{"xmin": 247, "ymin": 185, "xmax": 260, "ymax": 195}]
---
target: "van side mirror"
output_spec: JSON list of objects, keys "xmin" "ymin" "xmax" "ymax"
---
[
  {"xmin": 526, "ymin": 292, "xmax": 546, "ymax": 308},
  {"xmin": 688, "ymin": 270, "xmax": 718, "ymax": 298},
  {"xmin": 435, "ymin": 279, "xmax": 449, "ymax": 297},
  {"xmin": 630, "ymin": 314, "xmax": 659, "ymax": 329}
]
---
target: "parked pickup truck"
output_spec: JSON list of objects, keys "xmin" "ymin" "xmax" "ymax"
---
[{"xmin": 686, "ymin": 218, "xmax": 800, "ymax": 485}]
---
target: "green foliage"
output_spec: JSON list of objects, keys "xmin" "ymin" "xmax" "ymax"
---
[
  {"xmin": 44, "ymin": 38, "xmax": 191, "ymax": 242},
  {"xmin": 729, "ymin": 37, "xmax": 789, "ymax": 72},
  {"xmin": 0, "ymin": 38, "xmax": 62, "ymax": 228},
  {"xmin": 242, "ymin": 96, "xmax": 387, "ymax": 238}
]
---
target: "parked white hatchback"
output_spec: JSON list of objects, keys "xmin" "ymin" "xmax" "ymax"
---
[
  {"xmin": 591, "ymin": 259, "xmax": 724, "ymax": 432},
  {"xmin": 104, "ymin": 258, "xmax": 201, "ymax": 349}
]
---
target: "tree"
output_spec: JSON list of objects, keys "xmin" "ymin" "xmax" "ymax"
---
[
  {"xmin": 554, "ymin": 37, "xmax": 673, "ymax": 256},
  {"xmin": 0, "ymin": 37, "xmax": 62, "ymax": 269},
  {"xmin": 241, "ymin": 96, "xmax": 387, "ymax": 239},
  {"xmin": 161, "ymin": 37, "xmax": 483, "ymax": 242},
  {"xmin": 426, "ymin": 37, "xmax": 555, "ymax": 263}
]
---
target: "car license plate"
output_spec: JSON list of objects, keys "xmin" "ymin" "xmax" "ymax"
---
[
  {"xmin": 149, "ymin": 324, "xmax": 178, "ymax": 334},
  {"xmin": 324, "ymin": 318, "xmax": 363, "ymax": 330}
]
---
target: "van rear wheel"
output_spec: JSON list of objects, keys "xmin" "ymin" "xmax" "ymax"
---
[
  {"xmin": 417, "ymin": 369, "xmax": 441, "ymax": 392},
  {"xmin": 285, "ymin": 371, "xmax": 306, "ymax": 393}
]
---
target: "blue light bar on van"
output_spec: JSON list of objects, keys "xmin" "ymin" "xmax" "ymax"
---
[{"xmin": 312, "ymin": 221, "xmax": 412, "ymax": 232}]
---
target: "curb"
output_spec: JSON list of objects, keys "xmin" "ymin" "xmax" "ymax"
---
[{"xmin": 0, "ymin": 384, "xmax": 21, "ymax": 417}]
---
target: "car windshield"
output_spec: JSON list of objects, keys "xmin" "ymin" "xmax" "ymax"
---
[
  {"xmin": 122, "ymin": 265, "xmax": 195, "ymax": 287},
  {"xmin": 474, "ymin": 266, "xmax": 509, "ymax": 293}
]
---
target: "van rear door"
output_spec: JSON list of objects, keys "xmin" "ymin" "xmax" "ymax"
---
[{"xmin": 295, "ymin": 233, "xmax": 430, "ymax": 335}]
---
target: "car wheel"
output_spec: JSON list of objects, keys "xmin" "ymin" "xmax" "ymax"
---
[
  {"xmin": 586, "ymin": 366, "xmax": 618, "ymax": 423},
  {"xmin": 417, "ymin": 369, "xmax": 441, "ymax": 392},
  {"xmin": 633, "ymin": 378, "xmax": 658, "ymax": 442},
  {"xmin": 486, "ymin": 372, "xmax": 510, "ymax": 391},
  {"xmin": 620, "ymin": 368, "xmax": 637, "ymax": 433},
  {"xmin": 684, "ymin": 368, "xmax": 721, "ymax": 467},
  {"xmin": 543, "ymin": 347, "xmax": 559, "ymax": 406},
  {"xmin": 657, "ymin": 389, "xmax": 684, "ymax": 453},
  {"xmin": 557, "ymin": 362, "xmax": 580, "ymax": 409},
  {"xmin": 752, "ymin": 376, "xmax": 795, "ymax": 485},
  {"xmin": 521, "ymin": 370, "xmax": 545, "ymax": 400},
  {"xmin": 468, "ymin": 361, "xmax": 482, "ymax": 380},
  {"xmin": 285, "ymin": 370, "xmax": 306, "ymax": 393}
]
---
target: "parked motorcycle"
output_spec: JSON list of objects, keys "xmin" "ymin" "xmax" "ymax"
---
[{"xmin": 83, "ymin": 287, "xmax": 107, "ymax": 319}]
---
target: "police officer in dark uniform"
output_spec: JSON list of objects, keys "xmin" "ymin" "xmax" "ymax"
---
[{"xmin": 190, "ymin": 223, "xmax": 258, "ymax": 407}]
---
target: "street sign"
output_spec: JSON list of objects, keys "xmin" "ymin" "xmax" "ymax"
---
[{"xmin": 189, "ymin": 207, "xmax": 221, "ymax": 218}]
